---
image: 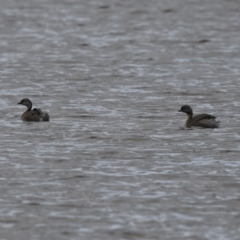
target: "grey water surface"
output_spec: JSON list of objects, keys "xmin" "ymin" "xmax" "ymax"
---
[{"xmin": 1, "ymin": 0, "xmax": 240, "ymax": 239}]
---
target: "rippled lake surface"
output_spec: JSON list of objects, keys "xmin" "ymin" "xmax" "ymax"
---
[{"xmin": 1, "ymin": 0, "xmax": 240, "ymax": 239}]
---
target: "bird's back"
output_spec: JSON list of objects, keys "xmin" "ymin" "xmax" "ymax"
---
[
  {"xmin": 22, "ymin": 108, "xmax": 50, "ymax": 122},
  {"xmin": 190, "ymin": 113, "xmax": 219, "ymax": 128}
]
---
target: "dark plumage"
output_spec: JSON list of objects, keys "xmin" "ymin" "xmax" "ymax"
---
[
  {"xmin": 178, "ymin": 105, "xmax": 219, "ymax": 128},
  {"xmin": 18, "ymin": 98, "xmax": 50, "ymax": 122}
]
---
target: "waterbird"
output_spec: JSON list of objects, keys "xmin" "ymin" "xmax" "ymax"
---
[
  {"xmin": 18, "ymin": 98, "xmax": 50, "ymax": 122},
  {"xmin": 178, "ymin": 105, "xmax": 219, "ymax": 128}
]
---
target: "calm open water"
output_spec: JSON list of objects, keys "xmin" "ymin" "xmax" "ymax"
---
[{"xmin": 0, "ymin": 0, "xmax": 240, "ymax": 239}]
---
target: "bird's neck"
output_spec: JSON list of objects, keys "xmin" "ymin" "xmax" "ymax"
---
[
  {"xmin": 185, "ymin": 113, "xmax": 193, "ymax": 127},
  {"xmin": 26, "ymin": 104, "xmax": 32, "ymax": 112}
]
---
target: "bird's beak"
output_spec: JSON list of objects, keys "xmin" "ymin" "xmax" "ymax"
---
[
  {"xmin": 18, "ymin": 102, "xmax": 21, "ymax": 105},
  {"xmin": 178, "ymin": 109, "xmax": 182, "ymax": 112}
]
